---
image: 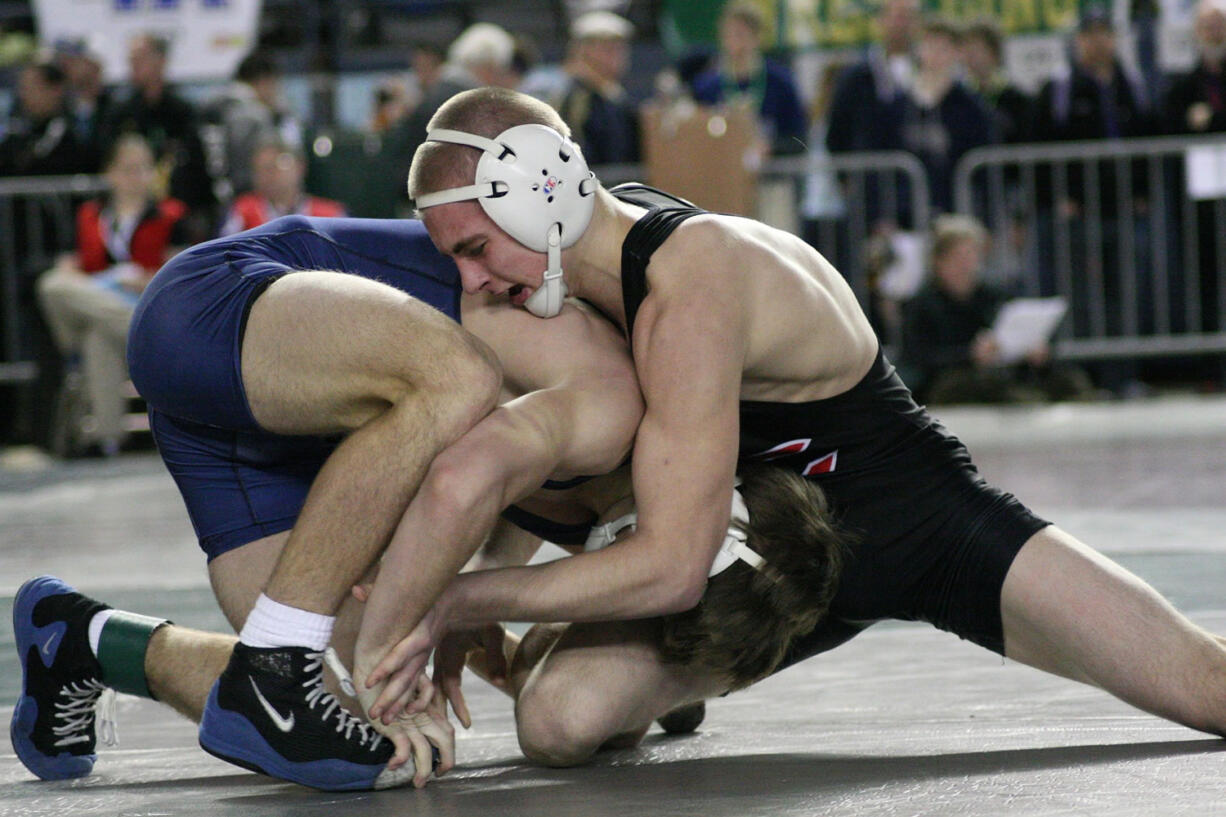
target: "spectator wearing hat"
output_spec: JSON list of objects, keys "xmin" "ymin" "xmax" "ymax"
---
[
  {"xmin": 552, "ymin": 11, "xmax": 641, "ymax": 165},
  {"xmin": 218, "ymin": 138, "xmax": 345, "ymax": 236},
  {"xmin": 691, "ymin": 0, "xmax": 807, "ymax": 156}
]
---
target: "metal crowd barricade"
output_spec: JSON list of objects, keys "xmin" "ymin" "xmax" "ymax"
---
[
  {"xmin": 0, "ymin": 174, "xmax": 107, "ymax": 384},
  {"xmin": 594, "ymin": 151, "xmax": 932, "ymax": 314},
  {"xmin": 953, "ymin": 135, "xmax": 1226, "ymax": 362}
]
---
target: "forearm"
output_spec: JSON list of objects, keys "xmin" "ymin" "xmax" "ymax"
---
[
  {"xmin": 356, "ymin": 480, "xmax": 504, "ymax": 666},
  {"xmin": 444, "ymin": 533, "xmax": 697, "ymax": 630},
  {"xmin": 353, "ymin": 409, "xmax": 562, "ymax": 665}
]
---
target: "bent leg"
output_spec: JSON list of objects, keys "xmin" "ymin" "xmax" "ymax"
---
[
  {"xmin": 238, "ymin": 271, "xmax": 501, "ymax": 615},
  {"xmin": 513, "ymin": 621, "xmax": 726, "ymax": 766},
  {"xmin": 1002, "ymin": 526, "xmax": 1226, "ymax": 735}
]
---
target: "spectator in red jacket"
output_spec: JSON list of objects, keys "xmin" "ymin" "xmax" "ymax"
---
[
  {"xmin": 218, "ymin": 138, "xmax": 346, "ymax": 235},
  {"xmin": 38, "ymin": 133, "xmax": 188, "ymax": 456}
]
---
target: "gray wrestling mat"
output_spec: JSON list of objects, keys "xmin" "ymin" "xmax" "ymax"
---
[{"xmin": 3, "ymin": 394, "xmax": 1226, "ymax": 816}]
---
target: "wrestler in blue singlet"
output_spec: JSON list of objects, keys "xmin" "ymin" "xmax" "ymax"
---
[{"xmin": 127, "ymin": 216, "xmax": 462, "ymax": 561}]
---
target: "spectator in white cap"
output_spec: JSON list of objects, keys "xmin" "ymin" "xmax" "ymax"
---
[{"xmin": 550, "ymin": 10, "xmax": 641, "ymax": 164}]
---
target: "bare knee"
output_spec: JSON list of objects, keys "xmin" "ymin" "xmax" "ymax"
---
[{"xmin": 515, "ymin": 678, "xmax": 609, "ymax": 767}]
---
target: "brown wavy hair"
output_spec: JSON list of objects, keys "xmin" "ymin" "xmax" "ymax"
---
[{"xmin": 655, "ymin": 465, "xmax": 850, "ymax": 690}]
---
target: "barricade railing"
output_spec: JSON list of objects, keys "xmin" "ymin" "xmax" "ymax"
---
[
  {"xmin": 953, "ymin": 135, "xmax": 1226, "ymax": 362},
  {"xmin": 596, "ymin": 151, "xmax": 931, "ymax": 315},
  {"xmin": 0, "ymin": 174, "xmax": 108, "ymax": 384}
]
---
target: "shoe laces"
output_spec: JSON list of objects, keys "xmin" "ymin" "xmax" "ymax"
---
[
  {"xmin": 53, "ymin": 679, "xmax": 118, "ymax": 748},
  {"xmin": 302, "ymin": 648, "xmax": 383, "ymax": 751}
]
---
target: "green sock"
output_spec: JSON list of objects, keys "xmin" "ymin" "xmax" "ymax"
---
[{"xmin": 95, "ymin": 611, "xmax": 170, "ymax": 699}]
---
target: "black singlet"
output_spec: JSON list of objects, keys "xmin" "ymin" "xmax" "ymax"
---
[{"xmin": 608, "ymin": 184, "xmax": 1049, "ymax": 659}]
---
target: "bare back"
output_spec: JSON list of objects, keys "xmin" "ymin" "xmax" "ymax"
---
[{"xmin": 625, "ymin": 207, "xmax": 878, "ymax": 404}]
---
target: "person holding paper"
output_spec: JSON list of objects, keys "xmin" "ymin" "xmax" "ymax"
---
[{"xmin": 899, "ymin": 215, "xmax": 1092, "ymax": 404}]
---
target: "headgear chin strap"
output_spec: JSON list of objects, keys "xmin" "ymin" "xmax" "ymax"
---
[
  {"xmin": 413, "ymin": 124, "xmax": 597, "ymax": 318},
  {"xmin": 584, "ymin": 485, "xmax": 766, "ymax": 578}
]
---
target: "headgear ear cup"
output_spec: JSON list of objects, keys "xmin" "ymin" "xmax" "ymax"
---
[{"xmin": 413, "ymin": 124, "xmax": 597, "ymax": 317}]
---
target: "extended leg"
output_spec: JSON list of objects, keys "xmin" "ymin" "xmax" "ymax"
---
[{"xmin": 1001, "ymin": 526, "xmax": 1226, "ymax": 735}]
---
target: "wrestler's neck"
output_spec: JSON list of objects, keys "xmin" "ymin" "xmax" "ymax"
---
[{"xmin": 562, "ymin": 189, "xmax": 644, "ymax": 330}]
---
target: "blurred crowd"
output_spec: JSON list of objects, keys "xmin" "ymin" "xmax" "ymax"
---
[{"xmin": 3, "ymin": 0, "xmax": 1226, "ymax": 456}]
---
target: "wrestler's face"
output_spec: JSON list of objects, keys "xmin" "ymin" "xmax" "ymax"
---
[{"xmin": 423, "ymin": 201, "xmax": 548, "ymax": 307}]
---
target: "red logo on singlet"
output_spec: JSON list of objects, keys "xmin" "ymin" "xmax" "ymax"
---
[
  {"xmin": 750, "ymin": 439, "xmax": 811, "ymax": 460},
  {"xmin": 749, "ymin": 439, "xmax": 838, "ymax": 475},
  {"xmin": 802, "ymin": 450, "xmax": 838, "ymax": 476}
]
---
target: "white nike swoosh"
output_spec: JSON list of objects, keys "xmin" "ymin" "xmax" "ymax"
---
[
  {"xmin": 248, "ymin": 676, "xmax": 295, "ymax": 732},
  {"xmin": 41, "ymin": 633, "xmax": 59, "ymax": 657}
]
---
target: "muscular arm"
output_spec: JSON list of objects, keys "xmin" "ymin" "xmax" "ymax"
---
[
  {"xmin": 354, "ymin": 298, "xmax": 641, "ymax": 676},
  {"xmin": 443, "ymin": 239, "xmax": 748, "ymax": 627}
]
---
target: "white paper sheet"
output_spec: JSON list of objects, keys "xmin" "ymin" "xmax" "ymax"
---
[{"xmin": 992, "ymin": 297, "xmax": 1068, "ymax": 365}]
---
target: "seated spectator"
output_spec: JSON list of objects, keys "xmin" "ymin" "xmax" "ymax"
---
[
  {"xmin": 553, "ymin": 11, "xmax": 641, "ymax": 165},
  {"xmin": 37, "ymin": 134, "xmax": 188, "ymax": 457},
  {"xmin": 900, "ymin": 215, "xmax": 1093, "ymax": 404},
  {"xmin": 961, "ymin": 17, "xmax": 1033, "ymax": 143},
  {"xmin": 218, "ymin": 138, "xmax": 345, "ymax": 235},
  {"xmin": 691, "ymin": 0, "xmax": 807, "ymax": 155},
  {"xmin": 202, "ymin": 51, "xmax": 303, "ymax": 200},
  {"xmin": 100, "ymin": 32, "xmax": 215, "ymax": 242},
  {"xmin": 0, "ymin": 59, "xmax": 91, "ymax": 176},
  {"xmin": 900, "ymin": 16, "xmax": 995, "ymax": 213}
]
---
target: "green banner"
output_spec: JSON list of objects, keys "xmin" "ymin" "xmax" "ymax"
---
[{"xmin": 666, "ymin": 0, "xmax": 1084, "ymax": 51}]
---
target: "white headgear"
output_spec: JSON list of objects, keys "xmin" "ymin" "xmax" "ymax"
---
[
  {"xmin": 584, "ymin": 485, "xmax": 766, "ymax": 578},
  {"xmin": 412, "ymin": 124, "xmax": 598, "ymax": 318}
]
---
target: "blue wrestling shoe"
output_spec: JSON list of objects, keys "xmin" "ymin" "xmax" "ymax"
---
[
  {"xmin": 199, "ymin": 643, "xmax": 419, "ymax": 791},
  {"xmin": 11, "ymin": 576, "xmax": 111, "ymax": 780}
]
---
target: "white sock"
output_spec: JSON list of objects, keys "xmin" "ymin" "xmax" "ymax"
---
[
  {"xmin": 239, "ymin": 594, "xmax": 334, "ymax": 650},
  {"xmin": 88, "ymin": 609, "xmax": 116, "ymax": 658}
]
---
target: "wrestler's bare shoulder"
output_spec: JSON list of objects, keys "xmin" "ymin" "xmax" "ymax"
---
[{"xmin": 644, "ymin": 214, "xmax": 877, "ymax": 400}]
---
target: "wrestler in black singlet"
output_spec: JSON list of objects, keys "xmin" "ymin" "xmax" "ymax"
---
[{"xmin": 610, "ymin": 184, "xmax": 1050, "ymax": 660}]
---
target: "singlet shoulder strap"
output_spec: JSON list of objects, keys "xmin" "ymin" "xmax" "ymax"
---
[{"xmin": 620, "ymin": 206, "xmax": 705, "ymax": 341}]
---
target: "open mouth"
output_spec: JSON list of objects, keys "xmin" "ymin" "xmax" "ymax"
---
[{"xmin": 508, "ymin": 285, "xmax": 530, "ymax": 305}]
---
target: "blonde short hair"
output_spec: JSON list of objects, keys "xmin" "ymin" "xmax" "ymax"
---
[{"xmin": 930, "ymin": 214, "xmax": 988, "ymax": 263}]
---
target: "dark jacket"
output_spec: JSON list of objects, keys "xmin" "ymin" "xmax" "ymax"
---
[
  {"xmin": 1162, "ymin": 62, "xmax": 1226, "ymax": 135},
  {"xmin": 100, "ymin": 86, "xmax": 214, "ymax": 211},
  {"xmin": 900, "ymin": 280, "xmax": 1006, "ymax": 393},
  {"xmin": 557, "ymin": 77, "xmax": 641, "ymax": 165},
  {"xmin": 692, "ymin": 58, "xmax": 807, "ymax": 155},
  {"xmin": 899, "ymin": 82, "xmax": 996, "ymax": 212},
  {"xmin": 0, "ymin": 108, "xmax": 91, "ymax": 176}
]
